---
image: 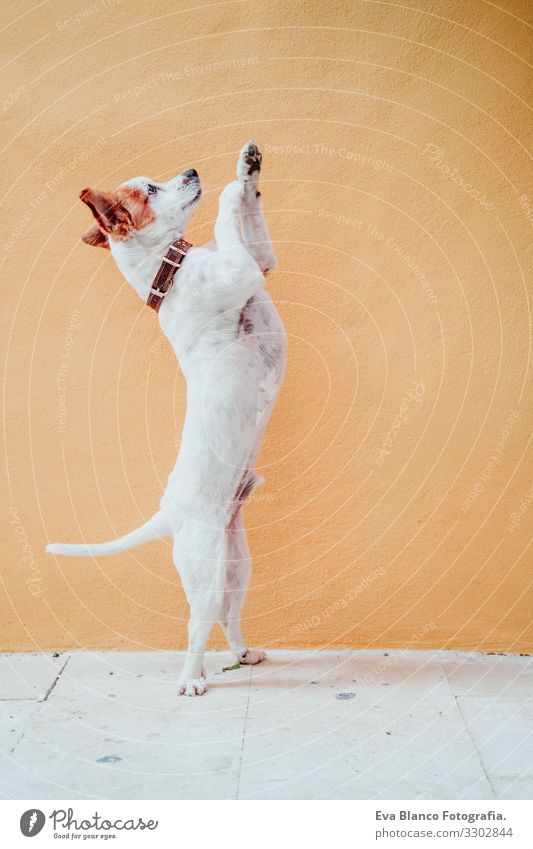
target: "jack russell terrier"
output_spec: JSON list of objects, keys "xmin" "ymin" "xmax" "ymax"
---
[{"xmin": 47, "ymin": 141, "xmax": 287, "ymax": 696}]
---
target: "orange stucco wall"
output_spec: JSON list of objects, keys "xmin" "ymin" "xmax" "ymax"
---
[{"xmin": 1, "ymin": 0, "xmax": 531, "ymax": 653}]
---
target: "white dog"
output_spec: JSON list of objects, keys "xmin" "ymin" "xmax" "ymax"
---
[{"xmin": 47, "ymin": 141, "xmax": 287, "ymax": 696}]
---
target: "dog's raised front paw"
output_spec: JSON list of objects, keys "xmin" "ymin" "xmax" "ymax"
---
[
  {"xmin": 177, "ymin": 677, "xmax": 207, "ymax": 697},
  {"xmin": 239, "ymin": 648, "xmax": 266, "ymax": 665},
  {"xmin": 237, "ymin": 139, "xmax": 262, "ymax": 184}
]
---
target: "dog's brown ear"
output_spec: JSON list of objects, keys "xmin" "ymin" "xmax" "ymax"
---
[
  {"xmin": 81, "ymin": 224, "xmax": 110, "ymax": 249},
  {"xmin": 79, "ymin": 187, "xmax": 132, "ymax": 239}
]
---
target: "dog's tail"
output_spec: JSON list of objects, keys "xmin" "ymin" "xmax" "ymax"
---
[{"xmin": 46, "ymin": 511, "xmax": 169, "ymax": 557}]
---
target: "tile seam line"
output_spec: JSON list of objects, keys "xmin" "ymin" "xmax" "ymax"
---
[
  {"xmin": 40, "ymin": 656, "xmax": 71, "ymax": 703},
  {"xmin": 235, "ymin": 666, "xmax": 252, "ymax": 800},
  {"xmin": 455, "ymin": 693, "xmax": 497, "ymax": 799},
  {"xmin": 7, "ymin": 655, "xmax": 71, "ymax": 757}
]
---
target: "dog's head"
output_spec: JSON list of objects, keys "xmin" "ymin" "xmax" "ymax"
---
[{"xmin": 80, "ymin": 168, "xmax": 202, "ymax": 249}]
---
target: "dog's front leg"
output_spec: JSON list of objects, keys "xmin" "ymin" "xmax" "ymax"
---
[
  {"xmin": 210, "ymin": 179, "xmax": 265, "ymax": 310},
  {"xmin": 214, "ymin": 178, "xmax": 246, "ymax": 250},
  {"xmin": 237, "ymin": 139, "xmax": 278, "ymax": 275}
]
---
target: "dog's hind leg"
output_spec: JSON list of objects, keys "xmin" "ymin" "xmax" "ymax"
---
[
  {"xmin": 220, "ymin": 510, "xmax": 266, "ymax": 666},
  {"xmin": 173, "ymin": 519, "xmax": 226, "ymax": 696}
]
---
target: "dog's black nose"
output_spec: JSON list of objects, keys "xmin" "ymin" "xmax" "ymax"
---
[{"xmin": 183, "ymin": 168, "xmax": 198, "ymax": 179}]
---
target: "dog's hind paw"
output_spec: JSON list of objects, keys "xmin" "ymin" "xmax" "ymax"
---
[
  {"xmin": 177, "ymin": 677, "xmax": 207, "ymax": 697},
  {"xmin": 237, "ymin": 139, "xmax": 262, "ymax": 184},
  {"xmin": 238, "ymin": 648, "xmax": 266, "ymax": 665}
]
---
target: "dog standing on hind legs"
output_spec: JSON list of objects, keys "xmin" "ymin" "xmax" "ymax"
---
[{"xmin": 46, "ymin": 141, "xmax": 287, "ymax": 696}]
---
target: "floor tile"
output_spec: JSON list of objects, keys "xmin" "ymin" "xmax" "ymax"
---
[
  {"xmin": 0, "ymin": 701, "xmax": 38, "ymax": 757},
  {"xmin": 442, "ymin": 653, "xmax": 533, "ymax": 697},
  {"xmin": 238, "ymin": 652, "xmax": 492, "ymax": 799},
  {"xmin": 459, "ymin": 695, "xmax": 533, "ymax": 800},
  {"xmin": 2, "ymin": 651, "xmax": 251, "ymax": 799},
  {"xmin": 0, "ymin": 653, "xmax": 68, "ymax": 700}
]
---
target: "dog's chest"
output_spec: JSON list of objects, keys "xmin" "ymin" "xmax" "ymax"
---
[
  {"xmin": 235, "ymin": 295, "xmax": 285, "ymax": 369},
  {"xmin": 173, "ymin": 292, "xmax": 286, "ymax": 388}
]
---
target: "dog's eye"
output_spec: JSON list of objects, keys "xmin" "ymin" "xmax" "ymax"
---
[{"xmin": 147, "ymin": 184, "xmax": 158, "ymax": 195}]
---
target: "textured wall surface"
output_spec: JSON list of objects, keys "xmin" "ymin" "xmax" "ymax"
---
[{"xmin": 1, "ymin": 0, "xmax": 531, "ymax": 653}]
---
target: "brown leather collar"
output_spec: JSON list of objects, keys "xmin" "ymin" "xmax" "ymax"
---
[{"xmin": 146, "ymin": 237, "xmax": 192, "ymax": 313}]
